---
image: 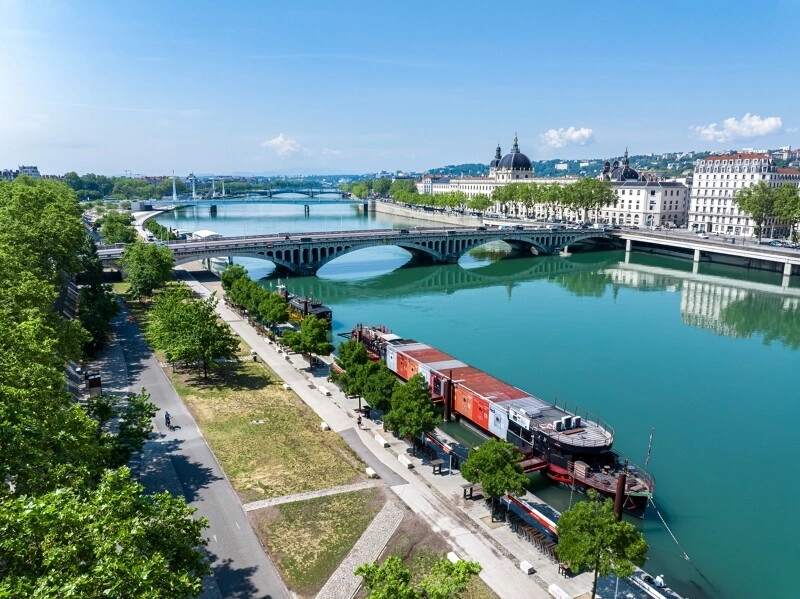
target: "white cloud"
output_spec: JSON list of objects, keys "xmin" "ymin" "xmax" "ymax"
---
[
  {"xmin": 540, "ymin": 126, "xmax": 594, "ymax": 148},
  {"xmin": 694, "ymin": 113, "xmax": 782, "ymax": 143},
  {"xmin": 321, "ymin": 148, "xmax": 342, "ymax": 158},
  {"xmin": 261, "ymin": 133, "xmax": 305, "ymax": 157}
]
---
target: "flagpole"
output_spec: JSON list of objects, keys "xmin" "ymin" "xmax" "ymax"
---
[{"xmin": 644, "ymin": 427, "xmax": 655, "ymax": 472}]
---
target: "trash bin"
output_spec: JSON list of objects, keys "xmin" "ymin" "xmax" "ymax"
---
[{"xmin": 363, "ymin": 406, "xmax": 371, "ymax": 419}]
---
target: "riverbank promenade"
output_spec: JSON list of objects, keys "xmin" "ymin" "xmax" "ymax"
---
[
  {"xmin": 176, "ymin": 263, "xmax": 678, "ymax": 599},
  {"xmin": 82, "ymin": 260, "xmax": 682, "ymax": 599}
]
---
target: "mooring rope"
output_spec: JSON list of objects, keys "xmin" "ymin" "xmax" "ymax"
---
[{"xmin": 649, "ymin": 497, "xmax": 691, "ymax": 562}]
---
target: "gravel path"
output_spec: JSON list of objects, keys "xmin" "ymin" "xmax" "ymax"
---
[
  {"xmin": 242, "ymin": 480, "xmax": 381, "ymax": 512},
  {"xmin": 315, "ymin": 500, "xmax": 405, "ymax": 599}
]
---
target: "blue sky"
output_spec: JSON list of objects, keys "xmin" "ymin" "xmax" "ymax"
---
[{"xmin": 2, "ymin": 0, "xmax": 800, "ymax": 176}]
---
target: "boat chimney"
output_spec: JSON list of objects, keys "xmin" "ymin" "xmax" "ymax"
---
[{"xmin": 614, "ymin": 460, "xmax": 628, "ymax": 521}]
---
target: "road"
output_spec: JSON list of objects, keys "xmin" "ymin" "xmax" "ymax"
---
[{"xmin": 109, "ymin": 307, "xmax": 290, "ymax": 599}]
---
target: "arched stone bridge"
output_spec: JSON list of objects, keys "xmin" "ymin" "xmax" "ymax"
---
[{"xmin": 98, "ymin": 226, "xmax": 613, "ymax": 276}]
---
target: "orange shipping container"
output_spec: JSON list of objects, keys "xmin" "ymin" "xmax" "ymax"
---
[
  {"xmin": 454, "ymin": 386, "xmax": 473, "ymax": 419},
  {"xmin": 471, "ymin": 396, "xmax": 490, "ymax": 430}
]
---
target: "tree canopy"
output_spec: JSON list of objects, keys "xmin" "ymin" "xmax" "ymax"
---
[
  {"xmin": 119, "ymin": 242, "xmax": 175, "ymax": 300},
  {"xmin": 0, "ymin": 467, "xmax": 209, "ymax": 598},
  {"xmin": 383, "ymin": 373, "xmax": 438, "ymax": 441},
  {"xmin": 148, "ymin": 288, "xmax": 240, "ymax": 378},
  {"xmin": 281, "ymin": 314, "xmax": 333, "ymax": 357},
  {"xmin": 733, "ymin": 181, "xmax": 776, "ymax": 241},
  {"xmin": 355, "ymin": 555, "xmax": 481, "ymax": 599},
  {"xmin": 460, "ymin": 438, "xmax": 529, "ymax": 517},
  {"xmin": 556, "ymin": 491, "xmax": 649, "ymax": 599},
  {"xmin": 0, "ymin": 177, "xmax": 210, "ymax": 597}
]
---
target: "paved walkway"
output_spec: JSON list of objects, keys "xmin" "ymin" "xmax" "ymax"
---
[
  {"xmin": 242, "ymin": 481, "xmax": 381, "ymax": 511},
  {"xmin": 315, "ymin": 500, "xmax": 405, "ymax": 599}
]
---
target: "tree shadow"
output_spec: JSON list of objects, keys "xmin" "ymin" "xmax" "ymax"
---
[
  {"xmin": 131, "ymin": 436, "xmax": 222, "ymax": 504},
  {"xmin": 202, "ymin": 551, "xmax": 279, "ymax": 599}
]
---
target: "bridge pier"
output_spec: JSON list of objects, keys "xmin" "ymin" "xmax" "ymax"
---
[
  {"xmin": 784, "ymin": 261, "xmax": 793, "ymax": 277},
  {"xmin": 625, "ymin": 239, "xmax": 632, "ymax": 252},
  {"xmin": 693, "ymin": 248, "xmax": 701, "ymax": 263}
]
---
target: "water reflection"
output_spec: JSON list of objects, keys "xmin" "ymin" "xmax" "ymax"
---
[{"xmin": 267, "ymin": 251, "xmax": 800, "ymax": 346}]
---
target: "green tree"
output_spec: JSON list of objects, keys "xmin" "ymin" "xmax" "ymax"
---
[
  {"xmin": 331, "ymin": 339, "xmax": 370, "ymax": 396},
  {"xmin": 220, "ymin": 263, "xmax": 249, "ymax": 293},
  {"xmin": 383, "ymin": 373, "xmax": 438, "ymax": 442},
  {"xmin": 149, "ymin": 291, "xmax": 239, "ymax": 379},
  {"xmin": 119, "ymin": 242, "xmax": 175, "ymax": 301},
  {"xmin": 733, "ymin": 181, "xmax": 776, "ymax": 242},
  {"xmin": 0, "ymin": 176, "xmax": 86, "ymax": 282},
  {"xmin": 556, "ymin": 490, "xmax": 649, "ymax": 599},
  {"xmin": 0, "ymin": 467, "xmax": 210, "ymax": 598},
  {"xmin": 773, "ymin": 182, "xmax": 800, "ymax": 241},
  {"xmin": 86, "ymin": 389, "xmax": 157, "ymax": 468},
  {"xmin": 467, "ymin": 194, "xmax": 493, "ymax": 212},
  {"xmin": 567, "ymin": 178, "xmax": 616, "ymax": 223},
  {"xmin": 281, "ymin": 314, "xmax": 333, "ymax": 358},
  {"xmin": 258, "ymin": 291, "xmax": 290, "ymax": 327},
  {"xmin": 360, "ymin": 361, "xmax": 398, "ymax": 412},
  {"xmin": 460, "ymin": 438, "xmax": 529, "ymax": 519},
  {"xmin": 373, "ymin": 178, "xmax": 391, "ymax": 196},
  {"xmin": 99, "ymin": 210, "xmax": 137, "ymax": 244},
  {"xmin": 355, "ymin": 555, "xmax": 481, "ymax": 599}
]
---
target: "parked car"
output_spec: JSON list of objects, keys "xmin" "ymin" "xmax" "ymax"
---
[
  {"xmin": 512, "ymin": 225, "xmax": 524, "ymax": 230},
  {"xmin": 697, "ymin": 233, "xmax": 709, "ymax": 239},
  {"xmin": 769, "ymin": 240, "xmax": 784, "ymax": 247}
]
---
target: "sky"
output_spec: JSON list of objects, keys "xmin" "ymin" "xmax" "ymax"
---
[{"xmin": 2, "ymin": 0, "xmax": 800, "ymax": 177}]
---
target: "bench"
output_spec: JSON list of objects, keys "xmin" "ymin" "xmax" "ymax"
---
[
  {"xmin": 461, "ymin": 482, "xmax": 482, "ymax": 499},
  {"xmin": 431, "ymin": 458, "xmax": 445, "ymax": 475}
]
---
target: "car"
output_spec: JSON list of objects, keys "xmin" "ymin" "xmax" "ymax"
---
[
  {"xmin": 476, "ymin": 226, "xmax": 487, "ymax": 231},
  {"xmin": 769, "ymin": 240, "xmax": 784, "ymax": 247},
  {"xmin": 398, "ymin": 228, "xmax": 409, "ymax": 234},
  {"xmin": 512, "ymin": 225, "xmax": 524, "ymax": 230},
  {"xmin": 697, "ymin": 233, "xmax": 709, "ymax": 239},
  {"xmin": 628, "ymin": 225, "xmax": 639, "ymax": 230},
  {"xmin": 708, "ymin": 231, "xmax": 719, "ymax": 236}
]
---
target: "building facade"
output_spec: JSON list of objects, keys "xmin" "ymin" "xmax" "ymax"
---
[
  {"xmin": 415, "ymin": 139, "xmax": 689, "ymax": 226},
  {"xmin": 689, "ymin": 153, "xmax": 800, "ymax": 237}
]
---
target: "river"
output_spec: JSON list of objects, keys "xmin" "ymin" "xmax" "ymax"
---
[{"xmin": 156, "ymin": 199, "xmax": 800, "ymax": 599}]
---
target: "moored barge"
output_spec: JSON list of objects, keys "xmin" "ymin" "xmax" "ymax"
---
[
  {"xmin": 351, "ymin": 324, "xmax": 654, "ymax": 516},
  {"xmin": 278, "ymin": 284, "xmax": 332, "ymax": 326}
]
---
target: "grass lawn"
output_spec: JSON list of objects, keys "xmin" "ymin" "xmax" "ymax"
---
[
  {"xmin": 168, "ymin": 352, "xmax": 365, "ymax": 503},
  {"xmin": 250, "ymin": 488, "xmax": 384, "ymax": 598}
]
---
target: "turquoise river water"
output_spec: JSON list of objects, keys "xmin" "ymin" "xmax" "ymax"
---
[{"xmin": 156, "ymin": 199, "xmax": 800, "ymax": 599}]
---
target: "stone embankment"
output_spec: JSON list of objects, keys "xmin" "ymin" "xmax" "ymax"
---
[{"xmin": 371, "ymin": 199, "xmax": 482, "ymax": 227}]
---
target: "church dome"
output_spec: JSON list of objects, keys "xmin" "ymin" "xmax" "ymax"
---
[
  {"xmin": 497, "ymin": 135, "xmax": 531, "ymax": 170},
  {"xmin": 489, "ymin": 143, "xmax": 502, "ymax": 168},
  {"xmin": 608, "ymin": 149, "xmax": 639, "ymax": 181}
]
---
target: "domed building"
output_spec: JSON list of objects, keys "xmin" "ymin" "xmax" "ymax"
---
[
  {"xmin": 490, "ymin": 135, "xmax": 534, "ymax": 182},
  {"xmin": 599, "ymin": 149, "xmax": 641, "ymax": 182}
]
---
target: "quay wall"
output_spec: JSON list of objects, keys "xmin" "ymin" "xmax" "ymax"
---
[{"xmin": 373, "ymin": 200, "xmax": 481, "ymax": 227}]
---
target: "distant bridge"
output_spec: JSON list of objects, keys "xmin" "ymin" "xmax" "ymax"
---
[
  {"xmin": 98, "ymin": 226, "xmax": 614, "ymax": 276},
  {"xmin": 220, "ymin": 188, "xmax": 350, "ymax": 200}
]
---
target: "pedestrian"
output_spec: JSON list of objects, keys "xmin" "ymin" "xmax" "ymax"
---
[
  {"xmin": 357, "ymin": 415, "xmax": 362, "ymax": 429},
  {"xmin": 165, "ymin": 411, "xmax": 172, "ymax": 429}
]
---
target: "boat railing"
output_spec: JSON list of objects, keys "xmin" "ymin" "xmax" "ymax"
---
[
  {"xmin": 611, "ymin": 451, "xmax": 655, "ymax": 492},
  {"xmin": 551, "ymin": 398, "xmax": 615, "ymax": 442}
]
